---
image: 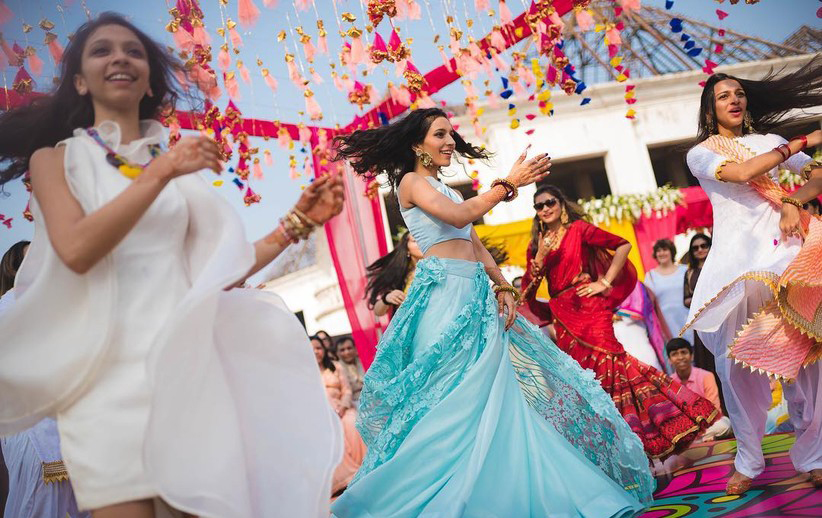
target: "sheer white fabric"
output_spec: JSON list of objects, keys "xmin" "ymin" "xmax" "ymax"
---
[{"xmin": 0, "ymin": 121, "xmax": 342, "ymax": 516}]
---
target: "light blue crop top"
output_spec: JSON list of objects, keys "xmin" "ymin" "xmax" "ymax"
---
[{"xmin": 399, "ymin": 176, "xmax": 473, "ymax": 254}]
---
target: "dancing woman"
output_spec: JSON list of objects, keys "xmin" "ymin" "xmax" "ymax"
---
[
  {"xmin": 331, "ymin": 108, "xmax": 654, "ymax": 517},
  {"xmin": 520, "ymin": 186, "xmax": 717, "ymax": 459},
  {"xmin": 0, "ymin": 13, "xmax": 344, "ymax": 518},
  {"xmin": 683, "ymin": 62, "xmax": 822, "ymax": 493}
]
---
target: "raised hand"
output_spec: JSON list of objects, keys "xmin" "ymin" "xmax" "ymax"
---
[
  {"xmin": 506, "ymin": 145, "xmax": 552, "ymax": 188},
  {"xmin": 497, "ymin": 291, "xmax": 518, "ymax": 330},
  {"xmin": 294, "ymin": 174, "xmax": 345, "ymax": 225},
  {"xmin": 154, "ymin": 136, "xmax": 222, "ymax": 179}
]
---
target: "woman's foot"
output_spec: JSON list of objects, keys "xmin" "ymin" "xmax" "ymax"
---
[
  {"xmin": 810, "ymin": 469, "xmax": 822, "ymax": 488},
  {"xmin": 726, "ymin": 471, "xmax": 753, "ymax": 495}
]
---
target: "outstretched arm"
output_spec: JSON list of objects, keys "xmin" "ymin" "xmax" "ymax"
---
[{"xmin": 717, "ymin": 130, "xmax": 821, "ymax": 183}]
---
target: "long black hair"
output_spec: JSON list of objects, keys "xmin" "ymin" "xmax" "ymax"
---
[
  {"xmin": 332, "ymin": 108, "xmax": 490, "ymax": 189},
  {"xmin": 528, "ymin": 185, "xmax": 587, "ymax": 255},
  {"xmin": 696, "ymin": 56, "xmax": 822, "ymax": 143},
  {"xmin": 310, "ymin": 335, "xmax": 336, "ymax": 372},
  {"xmin": 1, "ymin": 240, "xmax": 30, "ymax": 296},
  {"xmin": 685, "ymin": 233, "xmax": 712, "ymax": 271},
  {"xmin": 0, "ymin": 12, "xmax": 188, "ymax": 184},
  {"xmin": 365, "ymin": 232, "xmax": 413, "ymax": 308}
]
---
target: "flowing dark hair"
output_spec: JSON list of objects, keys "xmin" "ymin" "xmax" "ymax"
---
[
  {"xmin": 528, "ymin": 185, "xmax": 587, "ymax": 255},
  {"xmin": 695, "ymin": 56, "xmax": 822, "ymax": 143},
  {"xmin": 685, "ymin": 233, "xmax": 712, "ymax": 270},
  {"xmin": 310, "ymin": 335, "xmax": 336, "ymax": 372},
  {"xmin": 0, "ymin": 12, "xmax": 188, "ymax": 184},
  {"xmin": 365, "ymin": 232, "xmax": 413, "ymax": 308},
  {"xmin": 332, "ymin": 108, "xmax": 491, "ymax": 189},
  {"xmin": 1, "ymin": 240, "xmax": 30, "ymax": 296}
]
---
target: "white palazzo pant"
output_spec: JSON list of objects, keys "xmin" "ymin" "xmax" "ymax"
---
[{"xmin": 700, "ymin": 286, "xmax": 822, "ymax": 479}]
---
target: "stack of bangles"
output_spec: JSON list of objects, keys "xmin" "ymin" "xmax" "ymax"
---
[
  {"xmin": 490, "ymin": 178, "xmax": 518, "ymax": 202},
  {"xmin": 278, "ymin": 207, "xmax": 319, "ymax": 244},
  {"xmin": 493, "ymin": 284, "xmax": 520, "ymax": 301},
  {"xmin": 781, "ymin": 196, "xmax": 803, "ymax": 210},
  {"xmin": 773, "ymin": 134, "xmax": 808, "ymax": 162}
]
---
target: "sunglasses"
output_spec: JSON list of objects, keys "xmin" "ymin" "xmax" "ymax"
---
[
  {"xmin": 691, "ymin": 243, "xmax": 710, "ymax": 251},
  {"xmin": 533, "ymin": 199, "xmax": 559, "ymax": 211}
]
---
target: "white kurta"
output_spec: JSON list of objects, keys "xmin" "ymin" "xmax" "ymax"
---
[
  {"xmin": 685, "ymin": 133, "xmax": 821, "ymax": 480},
  {"xmin": 0, "ymin": 121, "xmax": 342, "ymax": 516}
]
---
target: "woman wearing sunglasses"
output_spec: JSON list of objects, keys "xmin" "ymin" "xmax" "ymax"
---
[{"xmin": 520, "ymin": 185, "xmax": 718, "ymax": 460}]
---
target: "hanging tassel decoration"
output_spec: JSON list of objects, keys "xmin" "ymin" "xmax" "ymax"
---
[
  {"xmin": 348, "ymin": 28, "xmax": 365, "ymax": 66},
  {"xmin": 499, "ymin": 0, "xmax": 513, "ymax": 25},
  {"xmin": 285, "ymin": 54, "xmax": 305, "ymax": 88},
  {"xmin": 437, "ymin": 46, "xmax": 453, "ymax": 72},
  {"xmin": 304, "ymin": 89, "xmax": 323, "ymax": 120},
  {"xmin": 191, "ymin": 18, "xmax": 210, "ymax": 46},
  {"xmin": 574, "ymin": 7, "xmax": 594, "ymax": 31},
  {"xmin": 261, "ymin": 68, "xmax": 278, "ymax": 93},
  {"xmin": 44, "ymin": 32, "xmax": 63, "ymax": 64},
  {"xmin": 25, "ymin": 46, "xmax": 43, "ymax": 76},
  {"xmin": 218, "ymin": 44, "xmax": 231, "ymax": 71},
  {"xmin": 0, "ymin": 1, "xmax": 13, "ymax": 25},
  {"xmin": 225, "ymin": 72, "xmax": 240, "ymax": 99},
  {"xmin": 237, "ymin": 60, "xmax": 251, "ymax": 83},
  {"xmin": 309, "ymin": 67, "xmax": 323, "ymax": 84},
  {"xmin": 238, "ymin": 0, "xmax": 261, "ymax": 27},
  {"xmin": 227, "ymin": 19, "xmax": 243, "ymax": 49},
  {"xmin": 490, "ymin": 27, "xmax": 506, "ymax": 51},
  {"xmin": 298, "ymin": 123, "xmax": 312, "ymax": 144},
  {"xmin": 252, "ymin": 158, "xmax": 264, "ymax": 180},
  {"xmin": 278, "ymin": 127, "xmax": 294, "ymax": 150},
  {"xmin": 475, "ymin": 0, "xmax": 489, "ymax": 10},
  {"xmin": 317, "ymin": 20, "xmax": 328, "ymax": 55},
  {"xmin": 370, "ymin": 32, "xmax": 388, "ymax": 64},
  {"xmin": 289, "ymin": 155, "xmax": 299, "ymax": 179},
  {"xmin": 263, "ymin": 149, "xmax": 273, "ymax": 166},
  {"xmin": 263, "ymin": 0, "xmax": 277, "ymax": 6}
]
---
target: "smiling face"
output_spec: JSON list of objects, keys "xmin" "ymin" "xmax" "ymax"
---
[
  {"xmin": 654, "ymin": 247, "xmax": 673, "ymax": 266},
  {"xmin": 691, "ymin": 237, "xmax": 710, "ymax": 262},
  {"xmin": 534, "ymin": 191, "xmax": 562, "ymax": 226},
  {"xmin": 311, "ymin": 338, "xmax": 325, "ymax": 364},
  {"xmin": 668, "ymin": 347, "xmax": 693, "ymax": 376},
  {"xmin": 337, "ymin": 339, "xmax": 358, "ymax": 363},
  {"xmin": 415, "ymin": 116, "xmax": 456, "ymax": 168},
  {"xmin": 74, "ymin": 24, "xmax": 150, "ymax": 113},
  {"xmin": 713, "ymin": 79, "xmax": 747, "ymax": 134}
]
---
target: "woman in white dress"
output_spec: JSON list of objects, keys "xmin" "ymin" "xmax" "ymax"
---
[
  {"xmin": 0, "ymin": 13, "xmax": 345, "ymax": 518},
  {"xmin": 683, "ymin": 62, "xmax": 822, "ymax": 494},
  {"xmin": 644, "ymin": 239, "xmax": 691, "ymax": 346}
]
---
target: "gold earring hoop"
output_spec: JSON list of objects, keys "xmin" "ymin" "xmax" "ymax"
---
[
  {"xmin": 560, "ymin": 206, "xmax": 569, "ymax": 225},
  {"xmin": 743, "ymin": 112, "xmax": 754, "ymax": 134},
  {"xmin": 414, "ymin": 149, "xmax": 434, "ymax": 168}
]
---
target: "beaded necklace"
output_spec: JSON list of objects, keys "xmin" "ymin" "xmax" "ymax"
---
[{"xmin": 86, "ymin": 128, "xmax": 162, "ymax": 180}]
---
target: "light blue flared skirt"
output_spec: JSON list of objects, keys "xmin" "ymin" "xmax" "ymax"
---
[{"xmin": 332, "ymin": 258, "xmax": 654, "ymax": 518}]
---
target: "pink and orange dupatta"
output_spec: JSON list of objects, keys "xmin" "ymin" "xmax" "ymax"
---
[{"xmin": 699, "ymin": 135, "xmax": 822, "ymax": 382}]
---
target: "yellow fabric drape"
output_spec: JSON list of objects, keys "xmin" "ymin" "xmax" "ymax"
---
[{"xmin": 475, "ymin": 218, "xmax": 645, "ymax": 301}]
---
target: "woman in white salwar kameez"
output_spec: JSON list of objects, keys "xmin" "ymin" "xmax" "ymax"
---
[
  {"xmin": 0, "ymin": 13, "xmax": 345, "ymax": 518},
  {"xmin": 683, "ymin": 62, "xmax": 822, "ymax": 495}
]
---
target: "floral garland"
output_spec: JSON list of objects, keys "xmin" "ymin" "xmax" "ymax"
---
[
  {"xmin": 578, "ymin": 185, "xmax": 684, "ymax": 226},
  {"xmin": 778, "ymin": 150, "xmax": 821, "ymax": 190}
]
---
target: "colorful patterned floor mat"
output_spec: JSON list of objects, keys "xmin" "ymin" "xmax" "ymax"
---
[{"xmin": 642, "ymin": 433, "xmax": 821, "ymax": 517}]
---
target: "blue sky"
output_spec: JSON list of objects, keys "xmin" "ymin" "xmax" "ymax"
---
[{"xmin": 0, "ymin": 0, "xmax": 817, "ymax": 252}]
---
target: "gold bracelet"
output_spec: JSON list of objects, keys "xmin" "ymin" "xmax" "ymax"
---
[
  {"xmin": 780, "ymin": 196, "xmax": 803, "ymax": 209},
  {"xmin": 292, "ymin": 207, "xmax": 320, "ymax": 227},
  {"xmin": 600, "ymin": 277, "xmax": 612, "ymax": 289},
  {"xmin": 493, "ymin": 284, "xmax": 521, "ymax": 302},
  {"xmin": 490, "ymin": 178, "xmax": 518, "ymax": 202}
]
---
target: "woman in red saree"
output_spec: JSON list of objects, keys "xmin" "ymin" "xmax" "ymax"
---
[{"xmin": 520, "ymin": 185, "xmax": 718, "ymax": 459}]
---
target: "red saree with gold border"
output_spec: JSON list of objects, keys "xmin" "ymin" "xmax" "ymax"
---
[{"xmin": 521, "ymin": 220, "xmax": 718, "ymax": 458}]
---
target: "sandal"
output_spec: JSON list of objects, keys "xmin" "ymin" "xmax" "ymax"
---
[{"xmin": 726, "ymin": 473, "xmax": 753, "ymax": 495}]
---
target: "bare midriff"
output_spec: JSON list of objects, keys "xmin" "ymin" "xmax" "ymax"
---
[{"xmin": 424, "ymin": 238, "xmax": 477, "ymax": 261}]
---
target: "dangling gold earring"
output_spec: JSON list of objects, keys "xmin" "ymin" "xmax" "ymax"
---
[
  {"xmin": 743, "ymin": 112, "xmax": 754, "ymax": 134},
  {"xmin": 414, "ymin": 148, "xmax": 434, "ymax": 168},
  {"xmin": 560, "ymin": 206, "xmax": 569, "ymax": 225}
]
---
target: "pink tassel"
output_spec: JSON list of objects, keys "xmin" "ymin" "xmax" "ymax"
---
[
  {"xmin": 261, "ymin": 68, "xmax": 278, "ymax": 93},
  {"xmin": 286, "ymin": 59, "xmax": 304, "ymax": 88},
  {"xmin": 263, "ymin": 149, "xmax": 273, "ymax": 166},
  {"xmin": 192, "ymin": 24, "xmax": 210, "ymax": 46},
  {"xmin": 575, "ymin": 8, "xmax": 594, "ymax": 31},
  {"xmin": 606, "ymin": 27, "xmax": 622, "ymax": 46},
  {"xmin": 416, "ymin": 94, "xmax": 435, "ymax": 109},
  {"xmin": 296, "ymin": 0, "xmax": 310, "ymax": 10},
  {"xmin": 468, "ymin": 41, "xmax": 483, "ymax": 61},
  {"xmin": 238, "ymin": 0, "xmax": 260, "ymax": 27},
  {"xmin": 619, "ymin": 0, "xmax": 641, "ymax": 11},
  {"xmin": 512, "ymin": 80, "xmax": 527, "ymax": 98},
  {"xmin": 438, "ymin": 46, "xmax": 453, "ymax": 72},
  {"xmin": 229, "ymin": 27, "xmax": 243, "ymax": 48},
  {"xmin": 370, "ymin": 32, "xmax": 388, "ymax": 64},
  {"xmin": 237, "ymin": 61, "xmax": 251, "ymax": 83},
  {"xmin": 278, "ymin": 128, "xmax": 293, "ymax": 149},
  {"xmin": 0, "ymin": 36, "xmax": 17, "ymax": 66},
  {"xmin": 252, "ymin": 160, "xmax": 264, "ymax": 180},
  {"xmin": 490, "ymin": 49, "xmax": 509, "ymax": 71},
  {"xmin": 341, "ymin": 74, "xmax": 354, "ymax": 92},
  {"xmin": 462, "ymin": 80, "xmax": 476, "ymax": 99},
  {"xmin": 302, "ymin": 39, "xmax": 316, "ymax": 63},
  {"xmin": 225, "ymin": 72, "xmax": 240, "ymax": 100},
  {"xmin": 490, "ymin": 28, "xmax": 506, "ymax": 51},
  {"xmin": 263, "ymin": 0, "xmax": 277, "ymax": 6},
  {"xmin": 310, "ymin": 68, "xmax": 323, "ymax": 84},
  {"xmin": 349, "ymin": 34, "xmax": 365, "ymax": 65},
  {"xmin": 172, "ymin": 29, "xmax": 195, "ymax": 52},
  {"xmin": 406, "ymin": 1, "xmax": 422, "ymax": 20},
  {"xmin": 486, "ymin": 92, "xmax": 498, "ymax": 109},
  {"xmin": 218, "ymin": 46, "xmax": 231, "ymax": 71},
  {"xmin": 0, "ymin": 1, "xmax": 12, "ymax": 25},
  {"xmin": 475, "ymin": 0, "xmax": 489, "ymax": 10},
  {"xmin": 499, "ymin": 1, "xmax": 512, "ymax": 25},
  {"xmin": 548, "ymin": 10, "xmax": 565, "ymax": 40},
  {"xmin": 26, "ymin": 49, "xmax": 43, "ymax": 76},
  {"xmin": 332, "ymin": 72, "xmax": 344, "ymax": 91},
  {"xmin": 305, "ymin": 92, "xmax": 323, "ymax": 120},
  {"xmin": 289, "ymin": 163, "xmax": 299, "ymax": 179},
  {"xmin": 449, "ymin": 32, "xmax": 460, "ymax": 55},
  {"xmin": 298, "ymin": 124, "xmax": 312, "ymax": 143},
  {"xmin": 45, "ymin": 34, "xmax": 63, "ymax": 64},
  {"xmin": 318, "ymin": 33, "xmax": 328, "ymax": 55},
  {"xmin": 545, "ymin": 65, "xmax": 558, "ymax": 85}
]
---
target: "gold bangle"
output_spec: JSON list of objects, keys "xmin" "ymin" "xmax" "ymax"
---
[
  {"xmin": 490, "ymin": 178, "xmax": 518, "ymax": 202},
  {"xmin": 781, "ymin": 196, "xmax": 803, "ymax": 209},
  {"xmin": 292, "ymin": 207, "xmax": 320, "ymax": 227},
  {"xmin": 600, "ymin": 278, "xmax": 612, "ymax": 289},
  {"xmin": 493, "ymin": 284, "xmax": 521, "ymax": 302}
]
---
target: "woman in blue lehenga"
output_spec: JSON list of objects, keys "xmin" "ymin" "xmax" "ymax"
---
[{"xmin": 331, "ymin": 108, "xmax": 655, "ymax": 517}]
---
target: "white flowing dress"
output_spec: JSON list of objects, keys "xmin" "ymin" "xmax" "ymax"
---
[
  {"xmin": 0, "ymin": 120, "xmax": 342, "ymax": 516},
  {"xmin": 685, "ymin": 133, "xmax": 821, "ymax": 479}
]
